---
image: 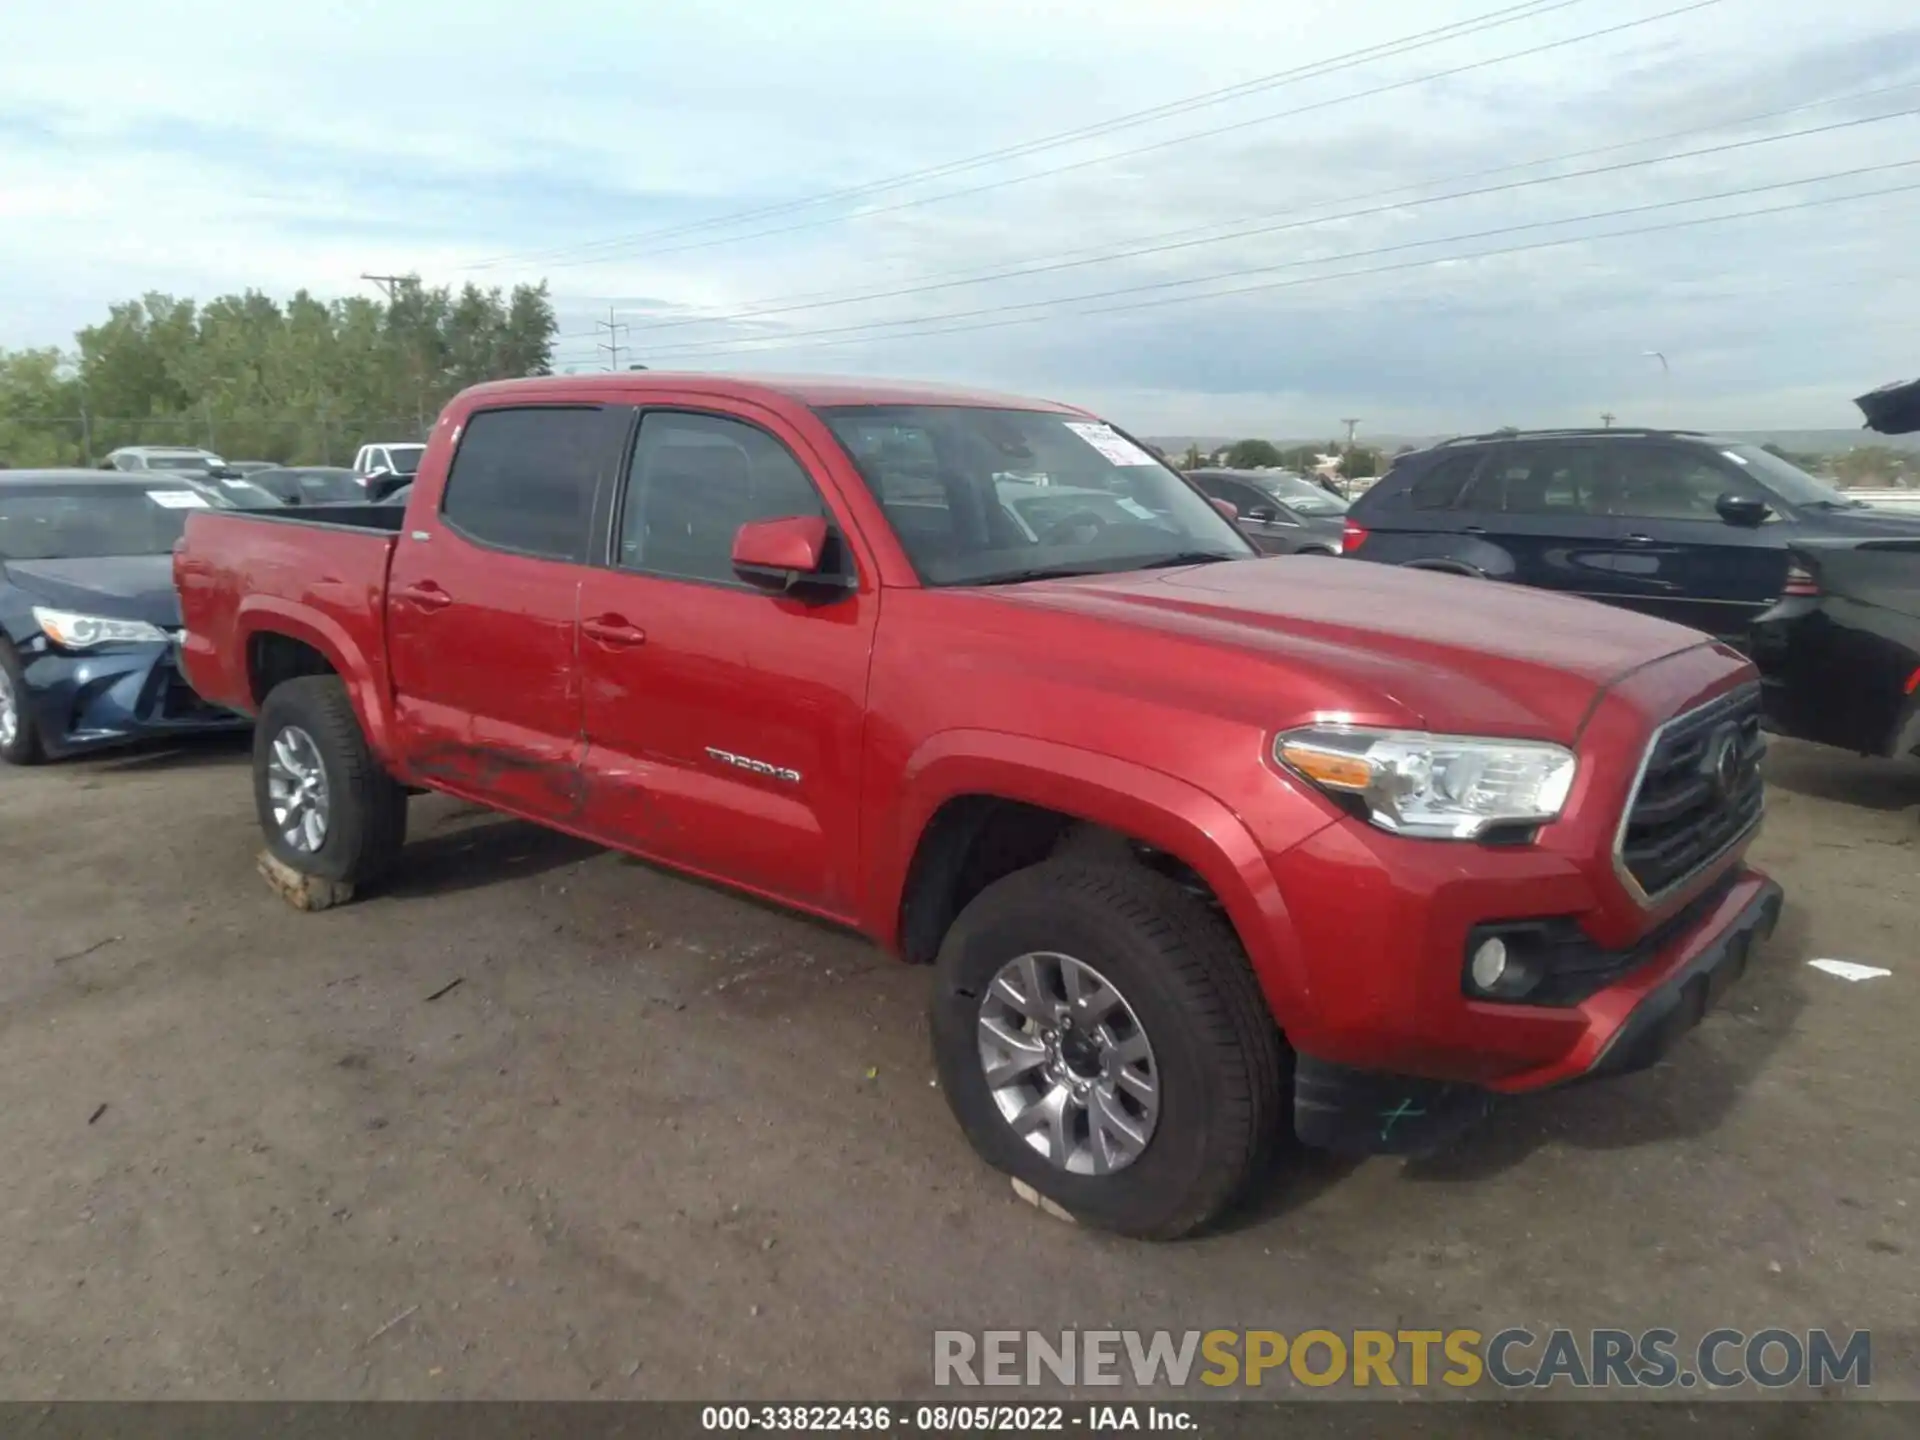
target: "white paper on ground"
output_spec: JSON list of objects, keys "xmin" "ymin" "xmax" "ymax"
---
[
  {"xmin": 1063, "ymin": 421, "xmax": 1158, "ymax": 468},
  {"xmin": 1808, "ymin": 959, "xmax": 1892, "ymax": 982}
]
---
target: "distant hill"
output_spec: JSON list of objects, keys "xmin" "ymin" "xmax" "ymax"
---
[{"xmin": 1144, "ymin": 429, "xmax": 1920, "ymax": 457}]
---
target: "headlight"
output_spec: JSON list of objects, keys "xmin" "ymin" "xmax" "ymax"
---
[
  {"xmin": 31, "ymin": 607, "xmax": 168, "ymax": 649},
  {"xmin": 1274, "ymin": 727, "xmax": 1577, "ymax": 839}
]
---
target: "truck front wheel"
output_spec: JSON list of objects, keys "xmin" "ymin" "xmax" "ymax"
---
[
  {"xmin": 253, "ymin": 676, "xmax": 408, "ymax": 889},
  {"xmin": 930, "ymin": 859, "xmax": 1282, "ymax": 1239}
]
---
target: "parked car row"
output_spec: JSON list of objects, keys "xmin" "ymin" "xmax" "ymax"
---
[
  {"xmin": 98, "ymin": 442, "xmax": 424, "ymax": 506},
  {"xmin": 1338, "ymin": 426, "xmax": 1920, "ymax": 761}
]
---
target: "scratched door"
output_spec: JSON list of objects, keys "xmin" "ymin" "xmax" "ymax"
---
[
  {"xmin": 386, "ymin": 404, "xmax": 623, "ymax": 825},
  {"xmin": 574, "ymin": 405, "xmax": 878, "ymax": 916}
]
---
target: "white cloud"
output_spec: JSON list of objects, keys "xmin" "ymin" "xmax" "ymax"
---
[{"xmin": 3, "ymin": 0, "xmax": 1918, "ymax": 431}]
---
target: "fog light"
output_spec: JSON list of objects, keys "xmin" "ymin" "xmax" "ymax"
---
[{"xmin": 1470, "ymin": 937, "xmax": 1509, "ymax": 992}]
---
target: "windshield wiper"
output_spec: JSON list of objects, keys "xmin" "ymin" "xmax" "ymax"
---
[
  {"xmin": 1136, "ymin": 550, "xmax": 1244, "ymax": 569},
  {"xmin": 966, "ymin": 551, "xmax": 1242, "ymax": 587},
  {"xmin": 966, "ymin": 564, "xmax": 1112, "ymax": 587},
  {"xmin": 1801, "ymin": 497, "xmax": 1871, "ymax": 511}
]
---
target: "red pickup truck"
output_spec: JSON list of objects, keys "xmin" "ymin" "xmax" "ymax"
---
[{"xmin": 176, "ymin": 373, "xmax": 1781, "ymax": 1239}]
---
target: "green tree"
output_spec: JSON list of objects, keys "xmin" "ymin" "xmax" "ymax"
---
[
  {"xmin": 58, "ymin": 275, "xmax": 559, "ymax": 465},
  {"xmin": 0, "ymin": 348, "xmax": 85, "ymax": 467},
  {"xmin": 1224, "ymin": 438, "xmax": 1286, "ymax": 468},
  {"xmin": 1180, "ymin": 442, "xmax": 1203, "ymax": 470}
]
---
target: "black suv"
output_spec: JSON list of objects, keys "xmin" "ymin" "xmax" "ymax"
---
[{"xmin": 1343, "ymin": 428, "xmax": 1920, "ymax": 641}]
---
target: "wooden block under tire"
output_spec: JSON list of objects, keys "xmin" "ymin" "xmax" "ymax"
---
[{"xmin": 256, "ymin": 849, "xmax": 356, "ymax": 911}]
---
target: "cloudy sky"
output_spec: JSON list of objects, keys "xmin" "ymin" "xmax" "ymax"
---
[{"xmin": 3, "ymin": 0, "xmax": 1917, "ymax": 436}]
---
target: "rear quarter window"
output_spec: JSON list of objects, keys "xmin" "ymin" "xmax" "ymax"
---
[{"xmin": 1360, "ymin": 453, "xmax": 1479, "ymax": 513}]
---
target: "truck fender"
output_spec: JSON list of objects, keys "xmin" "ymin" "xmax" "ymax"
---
[
  {"xmin": 235, "ymin": 595, "xmax": 398, "ymax": 763},
  {"xmin": 878, "ymin": 729, "xmax": 1312, "ymax": 1031}
]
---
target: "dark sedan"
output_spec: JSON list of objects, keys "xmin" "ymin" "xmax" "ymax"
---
[
  {"xmin": 0, "ymin": 471, "xmax": 249, "ymax": 765},
  {"xmin": 1186, "ymin": 468, "xmax": 1348, "ymax": 554}
]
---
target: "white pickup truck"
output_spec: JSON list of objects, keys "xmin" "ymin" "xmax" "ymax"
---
[{"xmin": 349, "ymin": 441, "xmax": 426, "ymax": 500}]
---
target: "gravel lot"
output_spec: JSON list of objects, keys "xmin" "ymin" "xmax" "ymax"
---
[{"xmin": 0, "ymin": 735, "xmax": 1915, "ymax": 1401}]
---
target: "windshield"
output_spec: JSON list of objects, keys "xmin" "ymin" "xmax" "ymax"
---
[
  {"xmin": 1721, "ymin": 445, "xmax": 1861, "ymax": 508},
  {"xmin": 386, "ymin": 445, "xmax": 425, "ymax": 475},
  {"xmin": 144, "ymin": 454, "xmax": 220, "ymax": 471},
  {"xmin": 0, "ymin": 485, "xmax": 215, "ymax": 559},
  {"xmin": 823, "ymin": 405, "xmax": 1251, "ymax": 585},
  {"xmin": 1252, "ymin": 473, "xmax": 1348, "ymax": 516},
  {"xmin": 203, "ymin": 476, "xmax": 284, "ymax": 508}
]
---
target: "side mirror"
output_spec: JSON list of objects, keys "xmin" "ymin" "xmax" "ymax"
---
[
  {"xmin": 1209, "ymin": 497, "xmax": 1240, "ymax": 522},
  {"xmin": 1245, "ymin": 506, "xmax": 1278, "ymax": 524},
  {"xmin": 366, "ymin": 465, "xmax": 392, "ymax": 480},
  {"xmin": 732, "ymin": 516, "xmax": 845, "ymax": 597},
  {"xmin": 1716, "ymin": 493, "xmax": 1771, "ymax": 528}
]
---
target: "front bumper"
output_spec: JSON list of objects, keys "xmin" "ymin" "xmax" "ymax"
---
[
  {"xmin": 19, "ymin": 638, "xmax": 250, "ymax": 757},
  {"xmin": 1292, "ymin": 869, "xmax": 1782, "ymax": 1156}
]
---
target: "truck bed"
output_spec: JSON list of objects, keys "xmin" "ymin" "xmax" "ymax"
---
[{"xmin": 174, "ymin": 506, "xmax": 402, "ymax": 718}]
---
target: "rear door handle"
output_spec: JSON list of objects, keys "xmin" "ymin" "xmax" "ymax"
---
[
  {"xmin": 582, "ymin": 614, "xmax": 647, "ymax": 648},
  {"xmin": 1625, "ymin": 533, "xmax": 1656, "ymax": 544},
  {"xmin": 1462, "ymin": 525, "xmax": 1487, "ymax": 535},
  {"xmin": 397, "ymin": 581, "xmax": 452, "ymax": 610}
]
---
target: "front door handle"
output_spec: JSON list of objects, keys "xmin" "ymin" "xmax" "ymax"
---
[
  {"xmin": 582, "ymin": 614, "xmax": 647, "ymax": 648},
  {"xmin": 1462, "ymin": 525, "xmax": 1487, "ymax": 535},
  {"xmin": 397, "ymin": 581, "xmax": 452, "ymax": 611},
  {"xmin": 1625, "ymin": 533, "xmax": 1656, "ymax": 544}
]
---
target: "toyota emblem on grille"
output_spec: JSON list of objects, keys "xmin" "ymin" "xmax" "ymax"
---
[{"xmin": 1704, "ymin": 723, "xmax": 1746, "ymax": 800}]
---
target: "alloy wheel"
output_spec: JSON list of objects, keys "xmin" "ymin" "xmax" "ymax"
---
[
  {"xmin": 976, "ymin": 951, "xmax": 1161, "ymax": 1175},
  {"xmin": 266, "ymin": 725, "xmax": 331, "ymax": 853}
]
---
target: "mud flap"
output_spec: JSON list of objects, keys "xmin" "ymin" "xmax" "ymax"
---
[{"xmin": 1293, "ymin": 1055, "xmax": 1494, "ymax": 1157}]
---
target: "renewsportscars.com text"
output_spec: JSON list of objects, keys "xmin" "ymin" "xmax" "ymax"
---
[{"xmin": 933, "ymin": 1327, "xmax": 1871, "ymax": 1390}]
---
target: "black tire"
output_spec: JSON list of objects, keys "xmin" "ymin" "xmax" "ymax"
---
[
  {"xmin": 253, "ymin": 675, "xmax": 407, "ymax": 888},
  {"xmin": 0, "ymin": 639, "xmax": 46, "ymax": 766},
  {"xmin": 930, "ymin": 859, "xmax": 1283, "ymax": 1239}
]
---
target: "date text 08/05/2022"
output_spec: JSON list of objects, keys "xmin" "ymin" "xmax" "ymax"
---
[{"xmin": 701, "ymin": 1405, "xmax": 1195, "ymax": 1432}]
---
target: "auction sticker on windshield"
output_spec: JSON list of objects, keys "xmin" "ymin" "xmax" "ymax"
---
[
  {"xmin": 147, "ymin": 489, "xmax": 209, "ymax": 509},
  {"xmin": 1064, "ymin": 421, "xmax": 1157, "ymax": 468}
]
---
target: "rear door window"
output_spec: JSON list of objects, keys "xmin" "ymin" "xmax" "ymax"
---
[
  {"xmin": 1461, "ymin": 445, "xmax": 1603, "ymax": 516},
  {"xmin": 440, "ymin": 407, "xmax": 617, "ymax": 562}
]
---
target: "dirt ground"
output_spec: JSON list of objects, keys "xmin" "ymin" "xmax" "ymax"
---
[{"xmin": 0, "ymin": 734, "xmax": 1915, "ymax": 1402}]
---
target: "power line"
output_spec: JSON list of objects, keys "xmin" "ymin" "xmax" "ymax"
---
[
  {"xmin": 625, "ymin": 96, "xmax": 1920, "ymax": 333},
  {"xmin": 545, "ymin": 1, "xmax": 1721, "ymax": 271},
  {"xmin": 466, "ymin": 0, "xmax": 1592, "ymax": 271},
  {"xmin": 634, "ymin": 164, "xmax": 1920, "ymax": 359}
]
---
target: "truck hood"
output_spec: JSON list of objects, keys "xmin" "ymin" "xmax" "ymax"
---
[
  {"xmin": 2, "ymin": 554, "xmax": 183, "ymax": 627},
  {"xmin": 991, "ymin": 558, "xmax": 1713, "ymax": 741}
]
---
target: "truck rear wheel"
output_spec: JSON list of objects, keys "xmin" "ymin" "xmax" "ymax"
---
[
  {"xmin": 930, "ymin": 859, "xmax": 1282, "ymax": 1239},
  {"xmin": 253, "ymin": 676, "xmax": 408, "ymax": 889}
]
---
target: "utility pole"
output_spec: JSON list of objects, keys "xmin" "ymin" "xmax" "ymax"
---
[
  {"xmin": 1601, "ymin": 411, "xmax": 1616, "ymax": 428},
  {"xmin": 596, "ymin": 308, "xmax": 630, "ymax": 371},
  {"xmin": 360, "ymin": 273, "xmax": 409, "ymax": 301}
]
